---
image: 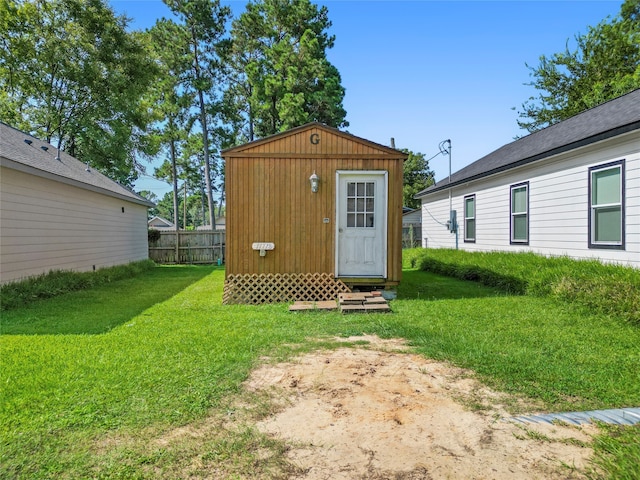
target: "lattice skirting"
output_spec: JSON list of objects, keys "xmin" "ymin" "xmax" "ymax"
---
[{"xmin": 223, "ymin": 273, "xmax": 351, "ymax": 305}]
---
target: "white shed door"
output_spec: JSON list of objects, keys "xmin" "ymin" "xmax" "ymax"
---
[{"xmin": 336, "ymin": 172, "xmax": 387, "ymax": 277}]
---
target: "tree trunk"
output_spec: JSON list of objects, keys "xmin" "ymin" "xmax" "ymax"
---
[
  {"xmin": 170, "ymin": 135, "xmax": 179, "ymax": 262},
  {"xmin": 191, "ymin": 26, "xmax": 216, "ymax": 230}
]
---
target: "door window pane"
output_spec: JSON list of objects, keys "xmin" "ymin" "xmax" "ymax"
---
[{"xmin": 366, "ymin": 182, "xmax": 374, "ymax": 196}]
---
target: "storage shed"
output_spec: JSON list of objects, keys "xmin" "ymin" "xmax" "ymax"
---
[{"xmin": 221, "ymin": 122, "xmax": 407, "ymax": 304}]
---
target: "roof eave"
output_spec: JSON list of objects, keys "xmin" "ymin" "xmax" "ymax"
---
[
  {"xmin": 222, "ymin": 122, "xmax": 408, "ymax": 158},
  {"xmin": 415, "ymin": 120, "xmax": 640, "ymax": 199},
  {"xmin": 1, "ymin": 156, "xmax": 155, "ymax": 208}
]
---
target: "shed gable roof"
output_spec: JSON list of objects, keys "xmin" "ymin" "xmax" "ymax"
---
[
  {"xmin": 222, "ymin": 122, "xmax": 407, "ymax": 159},
  {"xmin": 0, "ymin": 122, "xmax": 154, "ymax": 207},
  {"xmin": 416, "ymin": 88, "xmax": 640, "ymax": 197}
]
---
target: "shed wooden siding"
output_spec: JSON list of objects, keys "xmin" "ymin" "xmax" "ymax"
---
[
  {"xmin": 421, "ymin": 132, "xmax": 640, "ymax": 267},
  {"xmin": 0, "ymin": 167, "xmax": 149, "ymax": 284},
  {"xmin": 224, "ymin": 124, "xmax": 405, "ymax": 282}
]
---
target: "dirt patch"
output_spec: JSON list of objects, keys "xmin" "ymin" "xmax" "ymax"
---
[{"xmin": 245, "ymin": 335, "xmax": 597, "ymax": 479}]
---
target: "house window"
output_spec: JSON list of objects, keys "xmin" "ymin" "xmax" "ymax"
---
[
  {"xmin": 510, "ymin": 182, "xmax": 528, "ymax": 244},
  {"xmin": 464, "ymin": 195, "xmax": 475, "ymax": 242},
  {"xmin": 589, "ymin": 160, "xmax": 624, "ymax": 249}
]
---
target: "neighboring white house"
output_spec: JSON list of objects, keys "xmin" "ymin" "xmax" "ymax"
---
[
  {"xmin": 0, "ymin": 122, "xmax": 155, "ymax": 284},
  {"xmin": 402, "ymin": 208, "xmax": 422, "ymax": 225},
  {"xmin": 415, "ymin": 89, "xmax": 640, "ymax": 268},
  {"xmin": 148, "ymin": 216, "xmax": 175, "ymax": 229},
  {"xmin": 196, "ymin": 216, "xmax": 226, "ymax": 231},
  {"xmin": 402, "ymin": 208, "xmax": 422, "ymax": 248}
]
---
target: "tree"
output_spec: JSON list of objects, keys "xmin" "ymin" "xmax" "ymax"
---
[
  {"xmin": 225, "ymin": 0, "xmax": 347, "ymax": 141},
  {"xmin": 162, "ymin": 0, "xmax": 231, "ymax": 229},
  {"xmin": 0, "ymin": 0, "xmax": 159, "ymax": 184},
  {"xmin": 146, "ymin": 19, "xmax": 194, "ymax": 232},
  {"xmin": 402, "ymin": 149, "xmax": 435, "ymax": 209},
  {"xmin": 518, "ymin": 0, "xmax": 640, "ymax": 132},
  {"xmin": 138, "ymin": 190, "xmax": 159, "ymax": 218}
]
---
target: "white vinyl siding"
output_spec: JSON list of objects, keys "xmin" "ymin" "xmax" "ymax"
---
[
  {"xmin": 464, "ymin": 195, "xmax": 475, "ymax": 242},
  {"xmin": 589, "ymin": 161, "xmax": 624, "ymax": 248},
  {"xmin": 0, "ymin": 168, "xmax": 149, "ymax": 284},
  {"xmin": 419, "ymin": 131, "xmax": 639, "ymax": 268}
]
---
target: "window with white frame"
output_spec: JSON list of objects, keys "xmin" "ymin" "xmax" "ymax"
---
[
  {"xmin": 464, "ymin": 194, "xmax": 475, "ymax": 242},
  {"xmin": 510, "ymin": 182, "xmax": 528, "ymax": 244},
  {"xmin": 589, "ymin": 160, "xmax": 625, "ymax": 249}
]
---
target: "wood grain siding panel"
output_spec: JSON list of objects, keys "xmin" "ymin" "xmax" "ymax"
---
[
  {"xmin": 1, "ymin": 168, "xmax": 148, "ymax": 284},
  {"xmin": 223, "ymin": 124, "xmax": 406, "ymax": 282}
]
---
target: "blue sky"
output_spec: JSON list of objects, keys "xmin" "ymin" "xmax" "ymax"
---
[{"xmin": 109, "ymin": 0, "xmax": 623, "ymax": 199}]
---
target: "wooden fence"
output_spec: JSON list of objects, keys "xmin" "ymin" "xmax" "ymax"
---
[
  {"xmin": 149, "ymin": 230, "xmax": 225, "ymax": 265},
  {"xmin": 402, "ymin": 224, "xmax": 422, "ymax": 249}
]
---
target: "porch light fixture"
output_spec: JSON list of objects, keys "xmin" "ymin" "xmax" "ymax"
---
[{"xmin": 309, "ymin": 171, "xmax": 319, "ymax": 193}]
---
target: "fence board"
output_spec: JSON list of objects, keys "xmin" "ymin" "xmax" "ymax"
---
[
  {"xmin": 402, "ymin": 224, "xmax": 422, "ymax": 249},
  {"xmin": 149, "ymin": 230, "xmax": 225, "ymax": 264}
]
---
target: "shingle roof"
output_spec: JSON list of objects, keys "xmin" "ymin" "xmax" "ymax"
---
[
  {"xmin": 416, "ymin": 89, "xmax": 640, "ymax": 197},
  {"xmin": 0, "ymin": 122, "xmax": 154, "ymax": 207}
]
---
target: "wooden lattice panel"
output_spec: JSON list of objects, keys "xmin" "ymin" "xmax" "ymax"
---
[{"xmin": 223, "ymin": 273, "xmax": 351, "ymax": 305}]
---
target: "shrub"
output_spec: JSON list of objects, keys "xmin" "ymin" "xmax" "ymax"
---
[
  {"xmin": 148, "ymin": 228, "xmax": 161, "ymax": 243},
  {"xmin": 0, "ymin": 260, "xmax": 155, "ymax": 311},
  {"xmin": 406, "ymin": 248, "xmax": 639, "ymax": 325}
]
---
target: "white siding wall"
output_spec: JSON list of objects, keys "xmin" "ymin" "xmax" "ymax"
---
[
  {"xmin": 421, "ymin": 132, "xmax": 640, "ymax": 267},
  {"xmin": 402, "ymin": 209, "xmax": 422, "ymax": 224},
  {"xmin": 0, "ymin": 168, "xmax": 149, "ymax": 284}
]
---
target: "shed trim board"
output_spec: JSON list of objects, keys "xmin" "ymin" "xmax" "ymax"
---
[
  {"xmin": 222, "ymin": 122, "xmax": 406, "ymax": 159},
  {"xmin": 335, "ymin": 170, "xmax": 388, "ymax": 278}
]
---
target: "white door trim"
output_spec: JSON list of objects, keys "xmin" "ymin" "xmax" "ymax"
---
[{"xmin": 335, "ymin": 170, "xmax": 388, "ymax": 278}]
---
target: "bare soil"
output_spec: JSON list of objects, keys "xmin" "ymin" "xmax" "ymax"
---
[{"xmin": 245, "ymin": 335, "xmax": 598, "ymax": 479}]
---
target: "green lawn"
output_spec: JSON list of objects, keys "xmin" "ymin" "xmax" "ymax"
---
[{"xmin": 1, "ymin": 265, "xmax": 638, "ymax": 478}]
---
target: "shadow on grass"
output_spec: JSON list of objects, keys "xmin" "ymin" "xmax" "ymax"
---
[
  {"xmin": 0, "ymin": 265, "xmax": 217, "ymax": 335},
  {"xmin": 397, "ymin": 269, "xmax": 515, "ymax": 300}
]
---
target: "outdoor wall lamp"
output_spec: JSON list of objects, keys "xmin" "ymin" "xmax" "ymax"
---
[{"xmin": 309, "ymin": 171, "xmax": 319, "ymax": 193}]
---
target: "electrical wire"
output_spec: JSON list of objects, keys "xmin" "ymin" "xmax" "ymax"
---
[{"xmin": 423, "ymin": 205, "xmax": 449, "ymax": 227}]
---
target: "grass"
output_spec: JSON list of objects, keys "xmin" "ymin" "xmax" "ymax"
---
[
  {"xmin": 403, "ymin": 248, "xmax": 640, "ymax": 325},
  {"xmin": 0, "ymin": 260, "xmax": 156, "ymax": 311},
  {"xmin": 1, "ymin": 254, "xmax": 639, "ymax": 478}
]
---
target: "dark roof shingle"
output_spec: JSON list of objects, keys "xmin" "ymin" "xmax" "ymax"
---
[
  {"xmin": 0, "ymin": 122, "xmax": 153, "ymax": 207},
  {"xmin": 416, "ymin": 89, "xmax": 640, "ymax": 197}
]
